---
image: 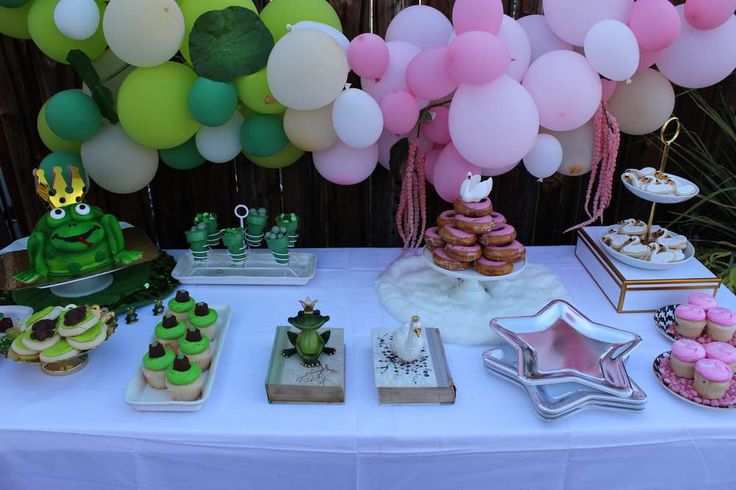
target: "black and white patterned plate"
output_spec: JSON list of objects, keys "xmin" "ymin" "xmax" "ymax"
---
[
  {"xmin": 653, "ymin": 351, "xmax": 736, "ymax": 410},
  {"xmin": 653, "ymin": 304, "xmax": 678, "ymax": 342}
]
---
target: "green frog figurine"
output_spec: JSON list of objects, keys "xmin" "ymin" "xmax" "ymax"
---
[
  {"xmin": 282, "ymin": 298, "xmax": 335, "ymax": 367},
  {"xmin": 14, "ymin": 166, "xmax": 142, "ymax": 284}
]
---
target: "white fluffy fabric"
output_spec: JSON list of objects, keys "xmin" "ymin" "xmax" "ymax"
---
[{"xmin": 375, "ymin": 256, "xmax": 571, "ymax": 346}]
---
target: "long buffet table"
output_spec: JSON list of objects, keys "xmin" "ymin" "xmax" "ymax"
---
[{"xmin": 1, "ymin": 247, "xmax": 735, "ymax": 490}]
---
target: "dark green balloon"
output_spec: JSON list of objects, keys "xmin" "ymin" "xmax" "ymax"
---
[
  {"xmin": 240, "ymin": 114, "xmax": 288, "ymax": 158},
  {"xmin": 188, "ymin": 77, "xmax": 238, "ymax": 127},
  {"xmin": 160, "ymin": 137, "xmax": 206, "ymax": 170},
  {"xmin": 38, "ymin": 152, "xmax": 89, "ymax": 186},
  {"xmin": 45, "ymin": 90, "xmax": 101, "ymax": 142},
  {"xmin": 0, "ymin": 0, "xmax": 30, "ymax": 8}
]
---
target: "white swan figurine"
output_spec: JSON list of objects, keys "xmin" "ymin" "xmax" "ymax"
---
[
  {"xmin": 391, "ymin": 315, "xmax": 424, "ymax": 363},
  {"xmin": 459, "ymin": 172, "xmax": 493, "ymax": 203}
]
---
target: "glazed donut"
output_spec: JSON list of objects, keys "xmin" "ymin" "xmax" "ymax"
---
[
  {"xmin": 483, "ymin": 240, "xmax": 525, "ymax": 262},
  {"xmin": 424, "ymin": 227, "xmax": 445, "ymax": 250},
  {"xmin": 439, "ymin": 225, "xmax": 477, "ymax": 246},
  {"xmin": 454, "ymin": 214, "xmax": 494, "ymax": 234},
  {"xmin": 454, "ymin": 198, "xmax": 493, "ymax": 217},
  {"xmin": 445, "ymin": 243, "xmax": 482, "ymax": 262},
  {"xmin": 432, "ymin": 248, "xmax": 471, "ymax": 271},
  {"xmin": 490, "ymin": 212, "xmax": 506, "ymax": 226},
  {"xmin": 436, "ymin": 210, "xmax": 457, "ymax": 227},
  {"xmin": 474, "ymin": 257, "xmax": 513, "ymax": 276},
  {"xmin": 479, "ymin": 223, "xmax": 516, "ymax": 246}
]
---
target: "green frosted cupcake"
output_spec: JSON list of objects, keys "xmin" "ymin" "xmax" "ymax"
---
[
  {"xmin": 155, "ymin": 314, "xmax": 186, "ymax": 353},
  {"xmin": 178, "ymin": 327, "xmax": 212, "ymax": 371},
  {"xmin": 167, "ymin": 290, "xmax": 196, "ymax": 323},
  {"xmin": 187, "ymin": 303, "xmax": 218, "ymax": 340},
  {"xmin": 142, "ymin": 342, "xmax": 175, "ymax": 389},
  {"xmin": 166, "ymin": 354, "xmax": 203, "ymax": 401}
]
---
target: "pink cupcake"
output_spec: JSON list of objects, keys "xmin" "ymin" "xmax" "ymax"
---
[
  {"xmin": 693, "ymin": 359, "xmax": 733, "ymax": 400},
  {"xmin": 670, "ymin": 339, "xmax": 706, "ymax": 379},
  {"xmin": 674, "ymin": 304, "xmax": 706, "ymax": 339},
  {"xmin": 706, "ymin": 307, "xmax": 736, "ymax": 342},
  {"xmin": 704, "ymin": 342, "xmax": 736, "ymax": 373},
  {"xmin": 688, "ymin": 293, "xmax": 718, "ymax": 311}
]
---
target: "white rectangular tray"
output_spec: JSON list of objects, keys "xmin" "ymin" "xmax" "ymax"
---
[
  {"xmin": 124, "ymin": 304, "xmax": 231, "ymax": 412},
  {"xmin": 171, "ymin": 250, "xmax": 316, "ymax": 286}
]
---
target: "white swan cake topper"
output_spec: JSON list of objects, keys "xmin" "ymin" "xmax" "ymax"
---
[
  {"xmin": 391, "ymin": 315, "xmax": 424, "ymax": 363},
  {"xmin": 460, "ymin": 172, "xmax": 493, "ymax": 203}
]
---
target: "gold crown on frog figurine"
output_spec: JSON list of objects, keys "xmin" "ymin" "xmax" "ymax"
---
[
  {"xmin": 299, "ymin": 297, "xmax": 318, "ymax": 314},
  {"xmin": 35, "ymin": 166, "xmax": 87, "ymax": 209}
]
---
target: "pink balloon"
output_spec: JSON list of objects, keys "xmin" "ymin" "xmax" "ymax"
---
[
  {"xmin": 658, "ymin": 5, "xmax": 736, "ymax": 88},
  {"xmin": 377, "ymin": 130, "xmax": 400, "ymax": 169},
  {"xmin": 449, "ymin": 75, "xmax": 539, "ymax": 169},
  {"xmin": 362, "ymin": 41, "xmax": 420, "ymax": 105},
  {"xmin": 347, "ymin": 33, "xmax": 389, "ymax": 80},
  {"xmin": 314, "ymin": 141, "xmax": 378, "ymax": 185},
  {"xmin": 544, "ymin": 0, "xmax": 635, "ymax": 46},
  {"xmin": 583, "ymin": 20, "xmax": 639, "ymax": 81},
  {"xmin": 523, "ymin": 51, "xmax": 602, "ymax": 131},
  {"xmin": 498, "ymin": 15, "xmax": 531, "ymax": 82},
  {"xmin": 380, "ymin": 91, "xmax": 419, "ymax": 135},
  {"xmin": 685, "ymin": 0, "xmax": 736, "ymax": 30},
  {"xmin": 406, "ymin": 47, "xmax": 458, "ymax": 101},
  {"xmin": 424, "ymin": 147, "xmax": 442, "ymax": 184},
  {"xmin": 638, "ymin": 47, "xmax": 664, "ymax": 70},
  {"xmin": 421, "ymin": 105, "xmax": 451, "ymax": 145},
  {"xmin": 481, "ymin": 161, "xmax": 518, "ymax": 176},
  {"xmin": 601, "ymin": 79, "xmax": 617, "ymax": 101},
  {"xmin": 432, "ymin": 144, "xmax": 481, "ymax": 202},
  {"xmin": 518, "ymin": 15, "xmax": 572, "ymax": 62},
  {"xmin": 447, "ymin": 32, "xmax": 510, "ymax": 85},
  {"xmin": 385, "ymin": 5, "xmax": 454, "ymax": 50},
  {"xmin": 628, "ymin": 0, "xmax": 681, "ymax": 51},
  {"xmin": 452, "ymin": 0, "xmax": 503, "ymax": 35}
]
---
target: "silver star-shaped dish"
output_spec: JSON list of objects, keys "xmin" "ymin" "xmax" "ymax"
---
[{"xmin": 490, "ymin": 300, "xmax": 642, "ymax": 397}]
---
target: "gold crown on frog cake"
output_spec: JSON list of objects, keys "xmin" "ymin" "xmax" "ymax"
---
[{"xmin": 34, "ymin": 165, "xmax": 87, "ymax": 209}]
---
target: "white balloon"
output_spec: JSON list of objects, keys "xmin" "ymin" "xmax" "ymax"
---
[
  {"xmin": 523, "ymin": 134, "xmax": 563, "ymax": 179},
  {"xmin": 195, "ymin": 113, "xmax": 244, "ymax": 163},
  {"xmin": 584, "ymin": 20, "xmax": 639, "ymax": 81},
  {"xmin": 54, "ymin": 0, "xmax": 100, "ymax": 41},
  {"xmin": 81, "ymin": 125, "xmax": 158, "ymax": 194},
  {"xmin": 498, "ymin": 15, "xmax": 531, "ymax": 82},
  {"xmin": 103, "ymin": 0, "xmax": 185, "ymax": 67},
  {"xmin": 385, "ymin": 5, "xmax": 454, "ymax": 50},
  {"xmin": 518, "ymin": 15, "xmax": 572, "ymax": 62},
  {"xmin": 542, "ymin": 121, "xmax": 595, "ymax": 176},
  {"xmin": 331, "ymin": 88, "xmax": 383, "ymax": 149},
  {"xmin": 289, "ymin": 21, "xmax": 349, "ymax": 52}
]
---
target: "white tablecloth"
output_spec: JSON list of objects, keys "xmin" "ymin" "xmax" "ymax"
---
[{"xmin": 1, "ymin": 247, "xmax": 735, "ymax": 490}]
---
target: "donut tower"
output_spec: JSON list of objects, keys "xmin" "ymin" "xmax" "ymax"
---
[{"xmin": 424, "ymin": 174, "xmax": 525, "ymax": 276}]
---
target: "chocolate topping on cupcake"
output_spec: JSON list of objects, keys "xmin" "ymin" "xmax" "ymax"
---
[
  {"xmin": 162, "ymin": 314, "xmax": 178, "ymax": 328},
  {"xmin": 175, "ymin": 290, "xmax": 190, "ymax": 303},
  {"xmin": 30, "ymin": 319, "xmax": 56, "ymax": 341},
  {"xmin": 64, "ymin": 306, "xmax": 86, "ymax": 326},
  {"xmin": 185, "ymin": 328, "xmax": 202, "ymax": 342},
  {"xmin": 148, "ymin": 342, "xmax": 165, "ymax": 358},
  {"xmin": 173, "ymin": 354, "xmax": 191, "ymax": 371},
  {"xmin": 0, "ymin": 317, "xmax": 13, "ymax": 333},
  {"xmin": 194, "ymin": 302, "xmax": 209, "ymax": 316}
]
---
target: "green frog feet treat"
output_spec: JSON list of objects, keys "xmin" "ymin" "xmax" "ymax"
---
[
  {"xmin": 142, "ymin": 341, "xmax": 175, "ymax": 389},
  {"xmin": 166, "ymin": 354, "xmax": 203, "ymax": 401},
  {"xmin": 245, "ymin": 207, "xmax": 268, "ymax": 247},
  {"xmin": 265, "ymin": 226, "xmax": 290, "ymax": 264},
  {"xmin": 14, "ymin": 165, "xmax": 142, "ymax": 284},
  {"xmin": 276, "ymin": 213, "xmax": 299, "ymax": 247},
  {"xmin": 187, "ymin": 302, "xmax": 218, "ymax": 340},
  {"xmin": 194, "ymin": 212, "xmax": 221, "ymax": 247},
  {"xmin": 39, "ymin": 339, "xmax": 80, "ymax": 363},
  {"xmin": 167, "ymin": 290, "xmax": 196, "ymax": 322},
  {"xmin": 58, "ymin": 305, "xmax": 99, "ymax": 337},
  {"xmin": 185, "ymin": 225, "xmax": 209, "ymax": 262},
  {"xmin": 155, "ymin": 314, "xmax": 186, "ymax": 353},
  {"xmin": 178, "ymin": 327, "xmax": 212, "ymax": 371},
  {"xmin": 23, "ymin": 319, "xmax": 60, "ymax": 351},
  {"xmin": 222, "ymin": 227, "xmax": 247, "ymax": 265}
]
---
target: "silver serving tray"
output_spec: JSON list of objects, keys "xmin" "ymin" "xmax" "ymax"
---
[
  {"xmin": 491, "ymin": 300, "xmax": 641, "ymax": 397},
  {"xmin": 171, "ymin": 250, "xmax": 316, "ymax": 286}
]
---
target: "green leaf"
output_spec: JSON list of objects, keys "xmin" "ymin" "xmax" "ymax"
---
[
  {"xmin": 66, "ymin": 49, "xmax": 118, "ymax": 124},
  {"xmin": 190, "ymin": 6, "xmax": 274, "ymax": 82}
]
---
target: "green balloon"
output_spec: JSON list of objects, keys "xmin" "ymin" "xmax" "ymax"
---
[
  {"xmin": 188, "ymin": 78, "xmax": 238, "ymax": 127},
  {"xmin": 260, "ymin": 0, "xmax": 342, "ymax": 41},
  {"xmin": 235, "ymin": 68, "xmax": 286, "ymax": 115},
  {"xmin": 240, "ymin": 114, "xmax": 288, "ymax": 158},
  {"xmin": 160, "ymin": 137, "xmax": 206, "ymax": 170},
  {"xmin": 179, "ymin": 0, "xmax": 258, "ymax": 63},
  {"xmin": 45, "ymin": 90, "xmax": 102, "ymax": 142},
  {"xmin": 27, "ymin": 0, "xmax": 107, "ymax": 64},
  {"xmin": 38, "ymin": 151, "xmax": 90, "ymax": 186},
  {"xmin": 0, "ymin": 3, "xmax": 32, "ymax": 39},
  {"xmin": 37, "ymin": 102, "xmax": 82, "ymax": 153},
  {"xmin": 0, "ymin": 0, "xmax": 29, "ymax": 8},
  {"xmin": 245, "ymin": 143, "xmax": 303, "ymax": 169}
]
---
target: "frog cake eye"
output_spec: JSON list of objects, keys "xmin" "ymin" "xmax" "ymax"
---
[
  {"xmin": 49, "ymin": 208, "xmax": 66, "ymax": 221},
  {"xmin": 74, "ymin": 203, "xmax": 91, "ymax": 216}
]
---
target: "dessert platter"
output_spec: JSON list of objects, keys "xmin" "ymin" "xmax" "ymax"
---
[
  {"xmin": 653, "ymin": 294, "xmax": 736, "ymax": 346},
  {"xmin": 621, "ymin": 167, "xmax": 699, "ymax": 204},
  {"xmin": 171, "ymin": 205, "xmax": 316, "ymax": 285},
  {"xmin": 125, "ymin": 290, "xmax": 232, "ymax": 411}
]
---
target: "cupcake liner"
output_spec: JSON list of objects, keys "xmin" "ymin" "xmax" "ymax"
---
[
  {"xmin": 245, "ymin": 232, "xmax": 264, "ymax": 248},
  {"xmin": 166, "ymin": 375, "xmax": 204, "ymax": 401},
  {"xmin": 186, "ymin": 348, "xmax": 213, "ymax": 371},
  {"xmin": 669, "ymin": 356, "xmax": 696, "ymax": 379},
  {"xmin": 142, "ymin": 367, "xmax": 168, "ymax": 389},
  {"xmin": 675, "ymin": 319, "xmax": 706, "ymax": 339},
  {"xmin": 706, "ymin": 322, "xmax": 736, "ymax": 342},
  {"xmin": 158, "ymin": 338, "xmax": 180, "ymax": 355},
  {"xmin": 694, "ymin": 371, "xmax": 731, "ymax": 400},
  {"xmin": 190, "ymin": 249, "xmax": 209, "ymax": 262}
]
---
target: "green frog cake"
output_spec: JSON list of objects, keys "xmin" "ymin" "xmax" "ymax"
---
[{"xmin": 14, "ymin": 165, "xmax": 142, "ymax": 284}]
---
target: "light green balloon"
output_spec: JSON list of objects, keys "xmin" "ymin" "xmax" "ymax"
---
[
  {"xmin": 188, "ymin": 78, "xmax": 238, "ymax": 127},
  {"xmin": 235, "ymin": 68, "xmax": 286, "ymax": 115},
  {"xmin": 260, "ymin": 0, "xmax": 342, "ymax": 41},
  {"xmin": 0, "ymin": 3, "xmax": 32, "ymax": 39},
  {"xmin": 37, "ymin": 102, "xmax": 82, "ymax": 153},
  {"xmin": 27, "ymin": 0, "xmax": 107, "ymax": 63},
  {"xmin": 240, "ymin": 114, "xmax": 288, "ymax": 157},
  {"xmin": 245, "ymin": 143, "xmax": 303, "ymax": 169},
  {"xmin": 45, "ymin": 90, "xmax": 102, "ymax": 142},
  {"xmin": 117, "ymin": 62, "xmax": 200, "ymax": 149},
  {"xmin": 160, "ymin": 136, "xmax": 206, "ymax": 170},
  {"xmin": 179, "ymin": 0, "xmax": 257, "ymax": 63}
]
